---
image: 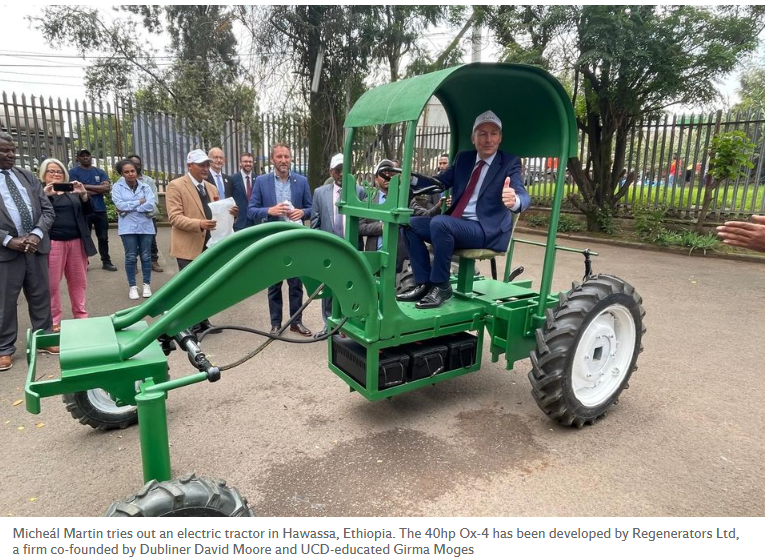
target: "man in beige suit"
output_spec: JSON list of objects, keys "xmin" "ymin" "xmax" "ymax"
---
[{"xmin": 166, "ymin": 149, "xmax": 237, "ymax": 334}]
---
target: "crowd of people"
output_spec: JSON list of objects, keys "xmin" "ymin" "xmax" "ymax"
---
[{"xmin": 5, "ymin": 108, "xmax": 759, "ymax": 374}]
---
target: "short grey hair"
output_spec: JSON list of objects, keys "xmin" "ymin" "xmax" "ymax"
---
[
  {"xmin": 0, "ymin": 131, "xmax": 14, "ymax": 143},
  {"xmin": 39, "ymin": 158, "xmax": 68, "ymax": 183}
]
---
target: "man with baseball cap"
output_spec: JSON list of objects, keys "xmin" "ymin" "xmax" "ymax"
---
[
  {"xmin": 310, "ymin": 153, "xmax": 368, "ymax": 336},
  {"xmin": 165, "ymin": 149, "xmax": 237, "ymax": 334},
  {"xmin": 398, "ymin": 110, "xmax": 530, "ymax": 308},
  {"xmin": 69, "ymin": 148, "xmax": 116, "ymax": 271}
]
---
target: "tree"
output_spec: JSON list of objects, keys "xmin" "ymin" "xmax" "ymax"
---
[
  {"xmin": 696, "ymin": 130, "xmax": 755, "ymax": 231},
  {"xmin": 734, "ymin": 60, "xmax": 765, "ymax": 115},
  {"xmin": 484, "ymin": 5, "xmax": 765, "ymax": 231},
  {"xmin": 364, "ymin": 7, "xmax": 448, "ymax": 160},
  {"xmin": 31, "ymin": 6, "xmax": 257, "ymax": 146},
  {"xmin": 239, "ymin": 6, "xmax": 382, "ymax": 188}
]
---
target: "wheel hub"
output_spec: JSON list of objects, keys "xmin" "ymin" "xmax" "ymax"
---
[{"xmin": 571, "ymin": 304, "xmax": 637, "ymax": 407}]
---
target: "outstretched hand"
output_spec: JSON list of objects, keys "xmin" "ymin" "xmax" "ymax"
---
[
  {"xmin": 501, "ymin": 177, "xmax": 517, "ymax": 209},
  {"xmin": 716, "ymin": 215, "xmax": 765, "ymax": 253}
]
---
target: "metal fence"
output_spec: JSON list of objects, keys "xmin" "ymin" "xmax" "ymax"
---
[{"xmin": 3, "ymin": 90, "xmax": 765, "ymax": 222}]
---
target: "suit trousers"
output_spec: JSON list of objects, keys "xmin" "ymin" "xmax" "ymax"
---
[
  {"xmin": 87, "ymin": 211, "xmax": 112, "ymax": 264},
  {"xmin": 0, "ymin": 252, "xmax": 53, "ymax": 356},
  {"xmin": 268, "ymin": 278, "xmax": 304, "ymax": 326},
  {"xmin": 404, "ymin": 215, "xmax": 486, "ymax": 285},
  {"xmin": 48, "ymin": 239, "xmax": 88, "ymax": 325}
]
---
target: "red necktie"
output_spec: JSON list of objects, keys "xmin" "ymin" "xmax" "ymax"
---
[
  {"xmin": 451, "ymin": 160, "xmax": 485, "ymax": 218},
  {"xmin": 245, "ymin": 175, "xmax": 252, "ymax": 201}
]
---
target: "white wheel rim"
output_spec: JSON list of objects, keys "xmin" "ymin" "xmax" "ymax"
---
[
  {"xmin": 87, "ymin": 389, "xmax": 136, "ymax": 415},
  {"xmin": 571, "ymin": 303, "xmax": 637, "ymax": 407}
]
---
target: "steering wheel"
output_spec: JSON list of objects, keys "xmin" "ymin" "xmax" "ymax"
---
[{"xmin": 376, "ymin": 166, "xmax": 446, "ymax": 196}]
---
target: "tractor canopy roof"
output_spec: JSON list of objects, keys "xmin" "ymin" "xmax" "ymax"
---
[{"xmin": 345, "ymin": 62, "xmax": 577, "ymax": 159}]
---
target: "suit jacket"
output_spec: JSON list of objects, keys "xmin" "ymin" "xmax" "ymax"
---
[
  {"xmin": 0, "ymin": 166, "xmax": 55, "ymax": 261},
  {"xmin": 430, "ymin": 150, "xmax": 530, "ymax": 252},
  {"xmin": 228, "ymin": 171, "xmax": 255, "ymax": 230},
  {"xmin": 166, "ymin": 174, "xmax": 220, "ymax": 260},
  {"xmin": 208, "ymin": 169, "xmax": 231, "ymax": 200},
  {"xmin": 247, "ymin": 172, "xmax": 312, "ymax": 226},
  {"xmin": 358, "ymin": 190, "xmax": 386, "ymax": 251},
  {"xmin": 311, "ymin": 183, "xmax": 366, "ymax": 249}
]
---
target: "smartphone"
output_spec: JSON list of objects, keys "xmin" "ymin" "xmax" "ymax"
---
[{"xmin": 52, "ymin": 183, "xmax": 74, "ymax": 192}]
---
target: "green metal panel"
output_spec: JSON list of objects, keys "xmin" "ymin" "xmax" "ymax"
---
[{"xmin": 345, "ymin": 62, "xmax": 577, "ymax": 159}]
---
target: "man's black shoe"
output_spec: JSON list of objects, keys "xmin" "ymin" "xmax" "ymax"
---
[
  {"xmin": 415, "ymin": 285, "xmax": 453, "ymax": 309},
  {"xmin": 270, "ymin": 325, "xmax": 280, "ymax": 335},
  {"xmin": 290, "ymin": 323, "xmax": 312, "ymax": 337},
  {"xmin": 102, "ymin": 262, "xmax": 117, "ymax": 272},
  {"xmin": 396, "ymin": 283, "xmax": 430, "ymax": 302}
]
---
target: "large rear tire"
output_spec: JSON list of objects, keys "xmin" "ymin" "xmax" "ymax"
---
[
  {"xmin": 104, "ymin": 474, "xmax": 255, "ymax": 517},
  {"xmin": 529, "ymin": 274, "xmax": 646, "ymax": 427},
  {"xmin": 62, "ymin": 390, "xmax": 138, "ymax": 431}
]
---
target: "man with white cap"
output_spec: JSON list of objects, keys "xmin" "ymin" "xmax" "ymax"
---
[
  {"xmin": 166, "ymin": 148, "xmax": 237, "ymax": 333},
  {"xmin": 310, "ymin": 152, "xmax": 367, "ymax": 335},
  {"xmin": 398, "ymin": 110, "xmax": 530, "ymax": 308}
]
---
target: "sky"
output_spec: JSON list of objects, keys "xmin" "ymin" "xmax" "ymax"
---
[{"xmin": 0, "ymin": 5, "xmax": 750, "ymax": 112}]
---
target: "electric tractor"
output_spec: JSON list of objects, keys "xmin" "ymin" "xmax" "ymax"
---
[{"xmin": 25, "ymin": 63, "xmax": 645, "ymax": 516}]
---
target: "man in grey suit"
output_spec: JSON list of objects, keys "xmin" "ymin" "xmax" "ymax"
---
[
  {"xmin": 310, "ymin": 153, "xmax": 366, "ymax": 335},
  {"xmin": 0, "ymin": 132, "xmax": 57, "ymax": 371}
]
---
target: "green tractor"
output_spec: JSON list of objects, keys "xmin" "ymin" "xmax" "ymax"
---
[{"xmin": 24, "ymin": 63, "xmax": 645, "ymax": 516}]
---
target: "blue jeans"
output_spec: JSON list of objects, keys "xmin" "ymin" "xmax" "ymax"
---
[{"xmin": 121, "ymin": 234, "xmax": 153, "ymax": 286}]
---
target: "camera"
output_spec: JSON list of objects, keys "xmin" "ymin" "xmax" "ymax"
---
[{"xmin": 52, "ymin": 183, "xmax": 74, "ymax": 192}]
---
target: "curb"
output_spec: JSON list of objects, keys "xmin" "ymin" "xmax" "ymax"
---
[{"xmin": 514, "ymin": 226, "xmax": 765, "ymax": 265}]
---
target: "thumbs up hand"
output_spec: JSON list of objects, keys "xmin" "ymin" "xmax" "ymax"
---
[{"xmin": 501, "ymin": 177, "xmax": 517, "ymax": 209}]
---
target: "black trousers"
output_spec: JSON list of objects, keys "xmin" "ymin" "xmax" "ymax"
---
[
  {"xmin": 268, "ymin": 278, "xmax": 304, "ymax": 327},
  {"xmin": 151, "ymin": 218, "xmax": 159, "ymax": 263},
  {"xmin": 87, "ymin": 211, "xmax": 112, "ymax": 264}
]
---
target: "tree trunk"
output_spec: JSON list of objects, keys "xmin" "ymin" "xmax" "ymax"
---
[
  {"xmin": 305, "ymin": 6, "xmax": 326, "ymax": 191},
  {"xmin": 695, "ymin": 177, "xmax": 720, "ymax": 232}
]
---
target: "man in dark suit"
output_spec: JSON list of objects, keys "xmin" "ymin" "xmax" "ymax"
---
[
  {"xmin": 228, "ymin": 152, "xmax": 255, "ymax": 231},
  {"xmin": 0, "ymin": 132, "xmax": 57, "ymax": 371},
  {"xmin": 247, "ymin": 143, "xmax": 313, "ymax": 336},
  {"xmin": 398, "ymin": 110, "xmax": 531, "ymax": 308},
  {"xmin": 207, "ymin": 146, "xmax": 231, "ymax": 202}
]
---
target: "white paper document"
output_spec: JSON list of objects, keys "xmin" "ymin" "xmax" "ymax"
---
[{"xmin": 206, "ymin": 197, "xmax": 236, "ymax": 247}]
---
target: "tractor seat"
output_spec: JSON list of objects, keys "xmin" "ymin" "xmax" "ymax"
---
[
  {"xmin": 453, "ymin": 248, "xmax": 506, "ymax": 294},
  {"xmin": 454, "ymin": 248, "xmax": 504, "ymax": 260}
]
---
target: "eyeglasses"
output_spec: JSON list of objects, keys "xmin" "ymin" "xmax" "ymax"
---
[{"xmin": 45, "ymin": 169, "xmax": 64, "ymax": 176}]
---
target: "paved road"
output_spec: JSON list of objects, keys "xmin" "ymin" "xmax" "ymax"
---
[{"xmin": 1, "ymin": 228, "xmax": 764, "ymax": 517}]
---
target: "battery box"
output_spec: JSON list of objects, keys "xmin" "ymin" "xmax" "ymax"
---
[
  {"xmin": 331, "ymin": 336, "xmax": 408, "ymax": 389},
  {"xmin": 443, "ymin": 332, "xmax": 478, "ymax": 371},
  {"xmin": 331, "ymin": 332, "xmax": 478, "ymax": 390}
]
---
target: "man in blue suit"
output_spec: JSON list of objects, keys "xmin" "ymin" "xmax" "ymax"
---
[
  {"xmin": 228, "ymin": 152, "xmax": 256, "ymax": 231},
  {"xmin": 398, "ymin": 110, "xmax": 530, "ymax": 309},
  {"xmin": 247, "ymin": 143, "xmax": 313, "ymax": 336}
]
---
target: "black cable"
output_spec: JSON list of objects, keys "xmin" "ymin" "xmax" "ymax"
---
[{"xmin": 193, "ymin": 282, "xmax": 349, "ymax": 371}]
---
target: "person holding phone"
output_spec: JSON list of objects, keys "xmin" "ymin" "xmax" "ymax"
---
[
  {"xmin": 40, "ymin": 158, "xmax": 96, "ymax": 332},
  {"xmin": 112, "ymin": 159, "xmax": 156, "ymax": 300}
]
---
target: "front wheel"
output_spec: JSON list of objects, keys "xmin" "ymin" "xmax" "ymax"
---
[
  {"xmin": 104, "ymin": 474, "xmax": 255, "ymax": 517},
  {"xmin": 62, "ymin": 390, "xmax": 138, "ymax": 430},
  {"xmin": 529, "ymin": 274, "xmax": 646, "ymax": 427}
]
